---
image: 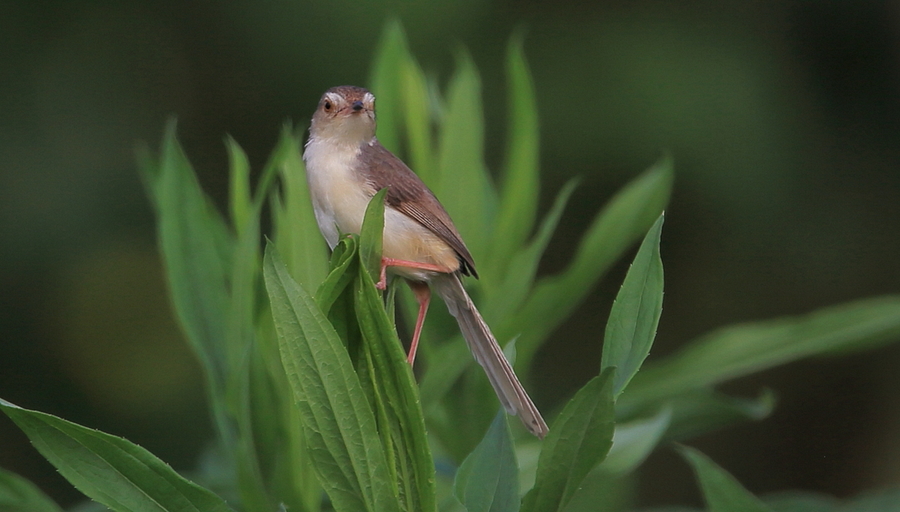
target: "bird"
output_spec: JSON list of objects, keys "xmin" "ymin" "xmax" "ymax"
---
[{"xmin": 302, "ymin": 85, "xmax": 548, "ymax": 438}]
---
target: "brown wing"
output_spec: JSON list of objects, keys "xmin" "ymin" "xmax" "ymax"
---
[{"xmin": 358, "ymin": 141, "xmax": 478, "ymax": 277}]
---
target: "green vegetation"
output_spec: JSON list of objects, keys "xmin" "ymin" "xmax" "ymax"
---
[{"xmin": 3, "ymin": 21, "xmax": 900, "ymax": 512}]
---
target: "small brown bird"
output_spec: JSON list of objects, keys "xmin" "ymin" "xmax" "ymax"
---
[{"xmin": 303, "ymin": 85, "xmax": 548, "ymax": 438}]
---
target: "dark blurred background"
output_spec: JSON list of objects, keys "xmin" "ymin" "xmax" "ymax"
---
[{"xmin": 2, "ymin": 0, "xmax": 899, "ymax": 508}]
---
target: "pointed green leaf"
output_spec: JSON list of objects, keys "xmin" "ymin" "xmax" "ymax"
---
[
  {"xmin": 624, "ymin": 295, "xmax": 900, "ymax": 405},
  {"xmin": 0, "ymin": 467, "xmax": 63, "ymax": 512},
  {"xmin": 661, "ymin": 389, "xmax": 775, "ymax": 442},
  {"xmin": 354, "ymin": 192, "xmax": 436, "ymax": 512},
  {"xmin": 226, "ymin": 135, "xmax": 252, "ymax": 236},
  {"xmin": 400, "ymin": 55, "xmax": 434, "ymax": 183},
  {"xmin": 522, "ymin": 368, "xmax": 616, "ymax": 512},
  {"xmin": 254, "ymin": 123, "xmax": 296, "ymax": 209},
  {"xmin": 601, "ymin": 213, "xmax": 665, "ymax": 396},
  {"xmin": 488, "ymin": 179, "xmax": 578, "ymax": 320},
  {"xmin": 272, "ymin": 126, "xmax": 329, "ymax": 290},
  {"xmin": 0, "ymin": 399, "xmax": 232, "ymax": 512},
  {"xmin": 316, "ymin": 236, "xmax": 361, "ymax": 315},
  {"xmin": 763, "ymin": 491, "xmax": 839, "ymax": 512},
  {"xmin": 678, "ymin": 446, "xmax": 773, "ymax": 512},
  {"xmin": 263, "ymin": 245, "xmax": 400, "ymax": 512},
  {"xmin": 140, "ymin": 120, "xmax": 233, "ymax": 420},
  {"xmin": 840, "ymin": 489, "xmax": 900, "ymax": 511},
  {"xmin": 359, "ymin": 189, "xmax": 387, "ymax": 282},
  {"xmin": 491, "ymin": 30, "xmax": 540, "ymax": 269},
  {"xmin": 435, "ymin": 51, "xmax": 496, "ymax": 260},
  {"xmin": 599, "ymin": 407, "xmax": 671, "ymax": 475},
  {"xmin": 369, "ymin": 19, "xmax": 409, "ymax": 155},
  {"xmin": 355, "ymin": 266, "xmax": 437, "ymax": 512},
  {"xmin": 508, "ymin": 157, "xmax": 673, "ymax": 369},
  {"xmin": 454, "ymin": 412, "xmax": 520, "ymax": 512}
]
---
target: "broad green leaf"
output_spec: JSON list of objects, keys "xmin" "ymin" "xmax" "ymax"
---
[
  {"xmin": 560, "ymin": 470, "xmax": 634, "ymax": 512},
  {"xmin": 521, "ymin": 368, "xmax": 616, "ymax": 512},
  {"xmin": 836, "ymin": 489, "xmax": 900, "ymax": 512},
  {"xmin": 623, "ymin": 295, "xmax": 900, "ymax": 405},
  {"xmin": 272, "ymin": 126, "xmax": 328, "ymax": 290},
  {"xmin": 508, "ymin": 157, "xmax": 673, "ymax": 369},
  {"xmin": 661, "ymin": 389, "xmax": 775, "ymax": 441},
  {"xmin": 0, "ymin": 466, "xmax": 63, "ymax": 512},
  {"xmin": 599, "ymin": 406, "xmax": 671, "ymax": 475},
  {"xmin": 601, "ymin": 213, "xmax": 665, "ymax": 396},
  {"xmin": 355, "ymin": 192, "xmax": 436, "ymax": 512},
  {"xmin": 263, "ymin": 245, "xmax": 400, "ymax": 512},
  {"xmin": 763, "ymin": 491, "xmax": 839, "ymax": 512},
  {"xmin": 140, "ymin": 120, "xmax": 233, "ymax": 435},
  {"xmin": 226, "ymin": 136, "xmax": 252, "ymax": 236},
  {"xmin": 316, "ymin": 237, "xmax": 361, "ymax": 315},
  {"xmin": 435, "ymin": 51, "xmax": 497, "ymax": 260},
  {"xmin": 359, "ymin": 189, "xmax": 387, "ymax": 282},
  {"xmin": 678, "ymin": 445, "xmax": 773, "ymax": 512},
  {"xmin": 355, "ymin": 273, "xmax": 436, "ymax": 512},
  {"xmin": 400, "ymin": 54, "xmax": 434, "ymax": 182},
  {"xmin": 254, "ymin": 123, "xmax": 297, "ymax": 209},
  {"xmin": 487, "ymin": 179, "xmax": 578, "ymax": 321},
  {"xmin": 369, "ymin": 19, "xmax": 408, "ymax": 155},
  {"xmin": 491, "ymin": 29, "xmax": 540, "ymax": 271},
  {"xmin": 0, "ymin": 399, "xmax": 232, "ymax": 512},
  {"xmin": 637, "ymin": 507, "xmax": 701, "ymax": 512},
  {"xmin": 454, "ymin": 412, "xmax": 519, "ymax": 512},
  {"xmin": 418, "ymin": 334, "xmax": 471, "ymax": 411}
]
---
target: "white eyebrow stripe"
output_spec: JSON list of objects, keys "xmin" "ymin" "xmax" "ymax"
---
[{"xmin": 364, "ymin": 92, "xmax": 375, "ymax": 104}]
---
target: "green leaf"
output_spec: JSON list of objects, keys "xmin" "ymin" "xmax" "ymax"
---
[
  {"xmin": 488, "ymin": 179, "xmax": 578, "ymax": 321},
  {"xmin": 0, "ymin": 466, "xmax": 63, "ymax": 512},
  {"xmin": 0, "ymin": 399, "xmax": 232, "ymax": 512},
  {"xmin": 508, "ymin": 157, "xmax": 673, "ymax": 370},
  {"xmin": 454, "ymin": 412, "xmax": 520, "ymax": 512},
  {"xmin": 624, "ymin": 295, "xmax": 900, "ymax": 406},
  {"xmin": 763, "ymin": 491, "xmax": 839, "ymax": 512},
  {"xmin": 491, "ymin": 29, "xmax": 540, "ymax": 270},
  {"xmin": 359, "ymin": 189, "xmax": 388, "ymax": 282},
  {"xmin": 598, "ymin": 407, "xmax": 671, "ymax": 475},
  {"xmin": 836, "ymin": 488, "xmax": 900, "ymax": 512},
  {"xmin": 435, "ymin": 51, "xmax": 497, "ymax": 260},
  {"xmin": 226, "ymin": 135, "xmax": 252, "ymax": 236},
  {"xmin": 316, "ymin": 236, "xmax": 361, "ymax": 316},
  {"xmin": 271, "ymin": 125, "xmax": 329, "ymax": 290},
  {"xmin": 369, "ymin": 19, "xmax": 408, "ymax": 155},
  {"xmin": 559, "ymin": 470, "xmax": 634, "ymax": 512},
  {"xmin": 254, "ymin": 123, "xmax": 296, "ymax": 209},
  {"xmin": 355, "ymin": 195, "xmax": 437, "ymax": 512},
  {"xmin": 140, "ymin": 120, "xmax": 233, "ymax": 435},
  {"xmin": 601, "ymin": 213, "xmax": 665, "ymax": 396},
  {"xmin": 521, "ymin": 368, "xmax": 616, "ymax": 512},
  {"xmin": 661, "ymin": 389, "xmax": 775, "ymax": 441},
  {"xmin": 399, "ymin": 52, "xmax": 434, "ymax": 182},
  {"xmin": 678, "ymin": 445, "xmax": 773, "ymax": 512},
  {"xmin": 263, "ymin": 245, "xmax": 400, "ymax": 512}
]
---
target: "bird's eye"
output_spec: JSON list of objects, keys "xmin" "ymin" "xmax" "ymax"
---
[{"xmin": 323, "ymin": 101, "xmax": 332, "ymax": 112}]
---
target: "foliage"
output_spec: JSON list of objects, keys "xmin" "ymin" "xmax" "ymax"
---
[{"xmin": 3, "ymin": 20, "xmax": 900, "ymax": 512}]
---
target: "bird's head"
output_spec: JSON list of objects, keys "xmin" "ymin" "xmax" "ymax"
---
[{"xmin": 309, "ymin": 85, "xmax": 376, "ymax": 144}]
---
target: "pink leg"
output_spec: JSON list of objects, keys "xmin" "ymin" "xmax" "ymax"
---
[
  {"xmin": 375, "ymin": 257, "xmax": 454, "ymax": 290},
  {"xmin": 406, "ymin": 281, "xmax": 431, "ymax": 366}
]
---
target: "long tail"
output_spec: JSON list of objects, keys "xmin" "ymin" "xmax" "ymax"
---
[{"xmin": 433, "ymin": 273, "xmax": 549, "ymax": 438}]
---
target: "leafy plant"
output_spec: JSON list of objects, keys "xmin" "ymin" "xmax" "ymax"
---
[{"xmin": 3, "ymin": 19, "xmax": 900, "ymax": 512}]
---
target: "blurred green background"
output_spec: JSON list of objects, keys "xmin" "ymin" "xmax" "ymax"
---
[{"xmin": 2, "ymin": 0, "xmax": 899, "ymax": 508}]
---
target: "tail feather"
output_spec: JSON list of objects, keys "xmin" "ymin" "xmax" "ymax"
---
[{"xmin": 434, "ymin": 273, "xmax": 549, "ymax": 438}]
